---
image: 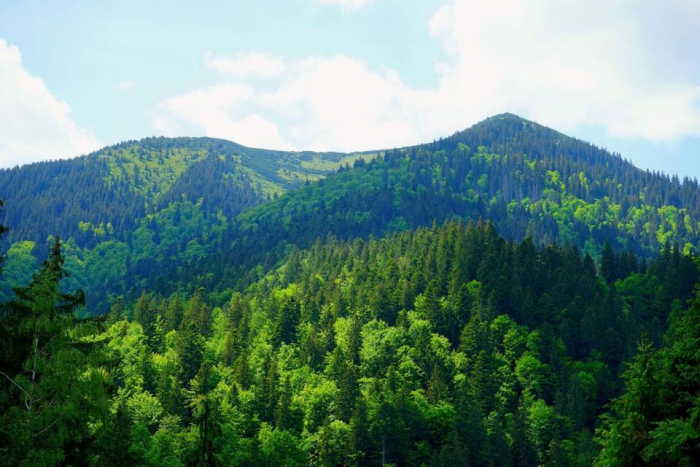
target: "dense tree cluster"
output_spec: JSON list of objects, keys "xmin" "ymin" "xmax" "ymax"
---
[
  {"xmin": 188, "ymin": 116, "xmax": 700, "ymax": 298},
  {"xmin": 0, "ymin": 138, "xmax": 359, "ymax": 309},
  {"xmin": 596, "ymin": 288, "xmax": 700, "ymax": 466},
  {"xmin": 432, "ymin": 114, "xmax": 700, "ymax": 216}
]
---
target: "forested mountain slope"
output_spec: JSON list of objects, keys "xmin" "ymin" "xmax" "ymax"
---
[
  {"xmin": 0, "ymin": 136, "xmax": 368, "ymax": 247},
  {"xmin": 3, "ymin": 114, "xmax": 700, "ymax": 313},
  {"xmin": 186, "ymin": 113, "xmax": 700, "ymax": 295},
  {"xmin": 0, "ymin": 138, "xmax": 369, "ymax": 308}
]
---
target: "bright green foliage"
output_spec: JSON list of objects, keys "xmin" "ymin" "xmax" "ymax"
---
[
  {"xmin": 0, "ymin": 216, "xmax": 699, "ymax": 465},
  {"xmin": 0, "ymin": 240, "xmax": 37, "ymax": 301},
  {"xmin": 100, "ymin": 142, "xmax": 209, "ymax": 201},
  {"xmin": 0, "ymin": 221, "xmax": 683, "ymax": 466}
]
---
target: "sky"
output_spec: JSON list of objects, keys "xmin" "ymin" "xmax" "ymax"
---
[{"xmin": 1, "ymin": 0, "xmax": 699, "ymax": 178}]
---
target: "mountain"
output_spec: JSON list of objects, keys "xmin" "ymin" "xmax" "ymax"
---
[
  {"xmin": 2, "ymin": 114, "xmax": 700, "ymax": 311},
  {"xmin": 0, "ymin": 136, "xmax": 371, "ymax": 248},
  {"xmin": 234, "ymin": 113, "xmax": 699, "ymax": 252},
  {"xmin": 183, "ymin": 113, "xmax": 700, "ymax": 296},
  {"xmin": 0, "ymin": 137, "xmax": 372, "ymax": 306}
]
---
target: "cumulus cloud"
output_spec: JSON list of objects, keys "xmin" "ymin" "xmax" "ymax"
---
[
  {"xmin": 259, "ymin": 56, "xmax": 423, "ymax": 150},
  {"xmin": 0, "ymin": 39, "xmax": 100, "ymax": 168},
  {"xmin": 427, "ymin": 0, "xmax": 700, "ymax": 141},
  {"xmin": 153, "ymin": 83, "xmax": 293, "ymax": 150},
  {"xmin": 154, "ymin": 1, "xmax": 700, "ymax": 152}
]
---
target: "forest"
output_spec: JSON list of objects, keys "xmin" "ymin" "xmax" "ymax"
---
[
  {"xmin": 1, "ymin": 114, "xmax": 700, "ymax": 466},
  {"xmin": 2, "ymin": 214, "xmax": 700, "ymax": 465}
]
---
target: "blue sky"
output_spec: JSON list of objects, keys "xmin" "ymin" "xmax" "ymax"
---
[{"xmin": 1, "ymin": 0, "xmax": 699, "ymax": 179}]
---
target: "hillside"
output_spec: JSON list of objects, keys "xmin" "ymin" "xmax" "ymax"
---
[
  {"xmin": 0, "ymin": 136, "xmax": 370, "ymax": 247},
  {"xmin": 186, "ymin": 113, "xmax": 700, "ymax": 295},
  {"xmin": 236, "ymin": 113, "xmax": 700, "ymax": 253},
  {"xmin": 0, "ymin": 137, "xmax": 371, "ymax": 307}
]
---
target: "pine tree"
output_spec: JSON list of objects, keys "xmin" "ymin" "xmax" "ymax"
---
[
  {"xmin": 0, "ymin": 199, "xmax": 7, "ymax": 272},
  {"xmin": 596, "ymin": 281, "xmax": 700, "ymax": 465},
  {"xmin": 349, "ymin": 396, "xmax": 370, "ymax": 466},
  {"xmin": 258, "ymin": 351, "xmax": 279, "ymax": 423},
  {"xmin": 133, "ymin": 291, "xmax": 157, "ymax": 342},
  {"xmin": 176, "ymin": 319, "xmax": 205, "ymax": 385},
  {"xmin": 190, "ymin": 394, "xmax": 223, "ymax": 467},
  {"xmin": 0, "ymin": 237, "xmax": 106, "ymax": 465},
  {"xmin": 335, "ymin": 361, "xmax": 359, "ymax": 422},
  {"xmin": 275, "ymin": 375, "xmax": 296, "ymax": 432},
  {"xmin": 600, "ymin": 240, "xmax": 616, "ymax": 284},
  {"xmin": 93, "ymin": 401, "xmax": 141, "ymax": 466},
  {"xmin": 164, "ymin": 294, "xmax": 184, "ymax": 332},
  {"xmin": 273, "ymin": 295, "xmax": 300, "ymax": 345}
]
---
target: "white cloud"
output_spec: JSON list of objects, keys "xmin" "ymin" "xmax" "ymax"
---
[
  {"xmin": 259, "ymin": 56, "xmax": 430, "ymax": 151},
  {"xmin": 154, "ymin": 83, "xmax": 294, "ymax": 150},
  {"xmin": 0, "ymin": 39, "xmax": 100, "ymax": 167},
  {"xmin": 425, "ymin": 0, "xmax": 700, "ymax": 141},
  {"xmin": 154, "ymin": 1, "xmax": 700, "ymax": 152},
  {"xmin": 313, "ymin": 0, "xmax": 373, "ymax": 12},
  {"xmin": 117, "ymin": 79, "xmax": 137, "ymax": 91},
  {"xmin": 204, "ymin": 52, "xmax": 285, "ymax": 79}
]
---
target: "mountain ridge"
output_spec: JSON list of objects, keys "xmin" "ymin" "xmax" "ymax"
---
[
  {"xmin": 2, "ymin": 113, "xmax": 699, "ymax": 312},
  {"xmin": 0, "ymin": 134, "xmax": 376, "ymax": 247}
]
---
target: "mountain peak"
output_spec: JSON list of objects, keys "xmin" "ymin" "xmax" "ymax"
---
[
  {"xmin": 469, "ymin": 112, "xmax": 554, "ymax": 134},
  {"xmin": 427, "ymin": 112, "xmax": 629, "ymax": 171},
  {"xmin": 485, "ymin": 112, "xmax": 530, "ymax": 121}
]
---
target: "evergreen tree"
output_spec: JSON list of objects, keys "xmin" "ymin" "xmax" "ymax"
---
[
  {"xmin": 600, "ymin": 240, "xmax": 616, "ymax": 284},
  {"xmin": 190, "ymin": 394, "xmax": 223, "ymax": 467},
  {"xmin": 0, "ymin": 238, "xmax": 106, "ymax": 466},
  {"xmin": 596, "ymin": 280, "xmax": 700, "ymax": 465}
]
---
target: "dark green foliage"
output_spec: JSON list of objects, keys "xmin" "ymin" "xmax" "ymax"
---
[
  {"xmin": 0, "ymin": 138, "xmax": 365, "ymax": 309},
  {"xmin": 190, "ymin": 394, "xmax": 223, "ymax": 467},
  {"xmin": 0, "ymin": 137, "xmax": 354, "ymax": 249},
  {"xmin": 60, "ymin": 221, "xmax": 692, "ymax": 466},
  {"xmin": 596, "ymin": 278, "xmax": 700, "ymax": 466},
  {"xmin": 0, "ymin": 238, "xmax": 107, "ymax": 466},
  {"xmin": 0, "ymin": 199, "xmax": 7, "ymax": 272},
  {"xmin": 177, "ymin": 114, "xmax": 700, "ymax": 302}
]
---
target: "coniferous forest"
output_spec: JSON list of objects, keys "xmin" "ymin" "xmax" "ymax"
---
[{"xmin": 2, "ymin": 115, "xmax": 700, "ymax": 466}]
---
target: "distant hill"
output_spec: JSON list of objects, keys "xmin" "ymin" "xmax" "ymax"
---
[{"xmin": 0, "ymin": 136, "xmax": 371, "ymax": 247}]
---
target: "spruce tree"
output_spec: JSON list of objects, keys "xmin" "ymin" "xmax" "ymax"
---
[{"xmin": 0, "ymin": 237, "xmax": 105, "ymax": 466}]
